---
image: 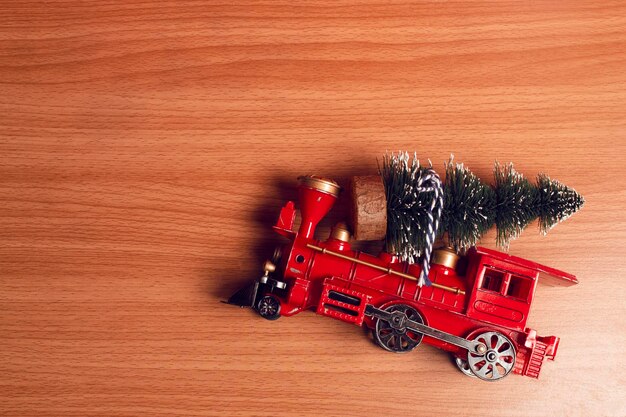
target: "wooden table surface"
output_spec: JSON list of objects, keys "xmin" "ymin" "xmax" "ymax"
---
[{"xmin": 2, "ymin": 1, "xmax": 626, "ymax": 416}]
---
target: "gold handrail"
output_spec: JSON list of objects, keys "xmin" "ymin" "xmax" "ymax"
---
[{"xmin": 306, "ymin": 244, "xmax": 465, "ymax": 295}]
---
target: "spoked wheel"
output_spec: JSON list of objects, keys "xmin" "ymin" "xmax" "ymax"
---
[
  {"xmin": 374, "ymin": 304, "xmax": 424, "ymax": 353},
  {"xmin": 455, "ymin": 356, "xmax": 477, "ymax": 378},
  {"xmin": 257, "ymin": 295, "xmax": 281, "ymax": 320},
  {"xmin": 467, "ymin": 331, "xmax": 516, "ymax": 381}
]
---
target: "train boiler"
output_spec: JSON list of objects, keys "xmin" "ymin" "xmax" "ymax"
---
[{"xmin": 227, "ymin": 175, "xmax": 578, "ymax": 381}]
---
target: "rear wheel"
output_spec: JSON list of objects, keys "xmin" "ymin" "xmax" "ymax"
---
[
  {"xmin": 454, "ymin": 356, "xmax": 476, "ymax": 378},
  {"xmin": 467, "ymin": 331, "xmax": 516, "ymax": 381},
  {"xmin": 257, "ymin": 295, "xmax": 281, "ymax": 320},
  {"xmin": 373, "ymin": 304, "xmax": 424, "ymax": 353}
]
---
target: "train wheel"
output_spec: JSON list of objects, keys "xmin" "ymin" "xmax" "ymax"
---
[
  {"xmin": 373, "ymin": 304, "xmax": 424, "ymax": 353},
  {"xmin": 467, "ymin": 331, "xmax": 516, "ymax": 381},
  {"xmin": 454, "ymin": 356, "xmax": 476, "ymax": 378},
  {"xmin": 257, "ymin": 295, "xmax": 281, "ymax": 320}
]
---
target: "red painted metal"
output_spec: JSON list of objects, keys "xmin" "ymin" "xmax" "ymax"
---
[{"xmin": 254, "ymin": 178, "xmax": 578, "ymax": 379}]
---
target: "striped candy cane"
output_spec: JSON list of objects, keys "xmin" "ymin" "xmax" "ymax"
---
[{"xmin": 414, "ymin": 167, "xmax": 444, "ymax": 286}]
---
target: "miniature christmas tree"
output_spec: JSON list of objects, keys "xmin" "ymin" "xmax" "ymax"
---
[{"xmin": 377, "ymin": 153, "xmax": 584, "ymax": 257}]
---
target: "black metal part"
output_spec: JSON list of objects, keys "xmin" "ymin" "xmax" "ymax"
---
[
  {"xmin": 257, "ymin": 295, "xmax": 281, "ymax": 320},
  {"xmin": 260, "ymin": 275, "xmax": 287, "ymax": 292},
  {"xmin": 226, "ymin": 281, "xmax": 260, "ymax": 308},
  {"xmin": 365, "ymin": 304, "xmax": 486, "ymax": 353}
]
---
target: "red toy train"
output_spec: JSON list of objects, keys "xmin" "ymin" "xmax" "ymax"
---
[{"xmin": 227, "ymin": 175, "xmax": 578, "ymax": 381}]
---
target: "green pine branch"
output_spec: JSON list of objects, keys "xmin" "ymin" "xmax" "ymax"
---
[
  {"xmin": 380, "ymin": 152, "xmax": 433, "ymax": 263},
  {"xmin": 536, "ymin": 173, "xmax": 585, "ymax": 235},
  {"xmin": 440, "ymin": 158, "xmax": 496, "ymax": 251},
  {"xmin": 493, "ymin": 162, "xmax": 538, "ymax": 248}
]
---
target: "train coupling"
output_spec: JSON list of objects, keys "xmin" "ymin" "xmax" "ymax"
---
[{"xmin": 225, "ymin": 260, "xmax": 286, "ymax": 308}]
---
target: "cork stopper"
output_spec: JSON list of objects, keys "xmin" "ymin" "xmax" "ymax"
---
[{"xmin": 349, "ymin": 175, "xmax": 387, "ymax": 241}]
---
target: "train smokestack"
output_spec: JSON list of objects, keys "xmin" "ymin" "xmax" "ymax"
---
[{"xmin": 297, "ymin": 176, "xmax": 341, "ymax": 239}]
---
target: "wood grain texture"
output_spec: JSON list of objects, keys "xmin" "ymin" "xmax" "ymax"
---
[{"xmin": 1, "ymin": 1, "xmax": 625, "ymax": 416}]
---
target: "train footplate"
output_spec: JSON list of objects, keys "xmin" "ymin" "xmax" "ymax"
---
[
  {"xmin": 365, "ymin": 304, "xmax": 487, "ymax": 354},
  {"xmin": 317, "ymin": 282, "xmax": 372, "ymax": 325}
]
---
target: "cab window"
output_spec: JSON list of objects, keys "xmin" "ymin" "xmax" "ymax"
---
[
  {"xmin": 507, "ymin": 275, "xmax": 532, "ymax": 301},
  {"xmin": 481, "ymin": 267, "xmax": 504, "ymax": 293}
]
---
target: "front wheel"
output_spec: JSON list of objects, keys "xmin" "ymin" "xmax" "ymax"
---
[{"xmin": 257, "ymin": 295, "xmax": 281, "ymax": 320}]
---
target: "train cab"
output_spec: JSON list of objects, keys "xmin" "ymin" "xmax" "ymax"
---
[{"xmin": 465, "ymin": 247, "xmax": 577, "ymax": 332}]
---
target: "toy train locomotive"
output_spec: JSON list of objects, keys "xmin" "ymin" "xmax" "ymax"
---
[{"xmin": 227, "ymin": 175, "xmax": 578, "ymax": 381}]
